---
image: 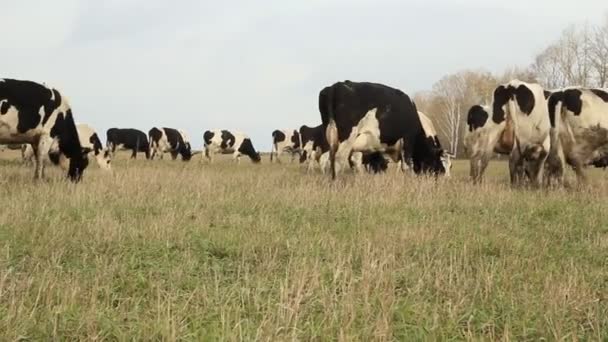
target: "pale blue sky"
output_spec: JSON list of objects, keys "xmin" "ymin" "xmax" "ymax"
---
[{"xmin": 2, "ymin": 0, "xmax": 606, "ymax": 150}]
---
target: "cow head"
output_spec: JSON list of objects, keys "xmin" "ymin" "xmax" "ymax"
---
[
  {"xmin": 238, "ymin": 138, "xmax": 261, "ymax": 163},
  {"xmin": 180, "ymin": 142, "xmax": 193, "ymax": 161},
  {"xmin": 67, "ymin": 147, "xmax": 92, "ymax": 182},
  {"xmin": 94, "ymin": 148, "xmax": 112, "ymax": 171}
]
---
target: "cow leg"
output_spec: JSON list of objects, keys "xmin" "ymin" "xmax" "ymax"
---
[
  {"xmin": 205, "ymin": 148, "xmax": 213, "ymax": 163},
  {"xmin": 171, "ymin": 151, "xmax": 178, "ymax": 160},
  {"xmin": 131, "ymin": 148, "xmax": 137, "ymax": 159},
  {"xmin": 509, "ymin": 149, "xmax": 524, "ymax": 187},
  {"xmin": 569, "ymin": 157, "xmax": 588, "ymax": 184},
  {"xmin": 478, "ymin": 155, "xmax": 491, "ymax": 183},
  {"xmin": 34, "ymin": 137, "xmax": 51, "ymax": 179}
]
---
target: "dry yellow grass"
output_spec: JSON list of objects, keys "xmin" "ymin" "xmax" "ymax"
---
[{"xmin": 1, "ymin": 151, "xmax": 607, "ymax": 340}]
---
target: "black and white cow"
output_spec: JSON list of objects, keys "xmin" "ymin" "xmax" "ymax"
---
[
  {"xmin": 320, "ymin": 80, "xmax": 446, "ymax": 179},
  {"xmin": 417, "ymin": 111, "xmax": 453, "ymax": 176},
  {"xmin": 298, "ymin": 124, "xmax": 329, "ymax": 171},
  {"xmin": 464, "ymin": 104, "xmax": 512, "ymax": 183},
  {"xmin": 203, "ymin": 130, "xmax": 261, "ymax": 163},
  {"xmin": 546, "ymin": 87, "xmax": 608, "ymax": 183},
  {"xmin": 270, "ymin": 129, "xmax": 300, "ymax": 162},
  {"xmin": 106, "ymin": 128, "xmax": 150, "ymax": 159},
  {"xmin": 148, "ymin": 127, "xmax": 192, "ymax": 161},
  {"xmin": 24, "ymin": 124, "xmax": 112, "ymax": 171},
  {"xmin": 491, "ymin": 80, "xmax": 551, "ymax": 187},
  {"xmin": 0, "ymin": 78, "xmax": 89, "ymax": 181}
]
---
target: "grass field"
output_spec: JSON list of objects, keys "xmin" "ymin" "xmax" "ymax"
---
[{"xmin": 1, "ymin": 151, "xmax": 607, "ymax": 340}]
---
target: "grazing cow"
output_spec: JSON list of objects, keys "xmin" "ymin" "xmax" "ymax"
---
[
  {"xmin": 417, "ymin": 111, "xmax": 453, "ymax": 176},
  {"xmin": 464, "ymin": 104, "xmax": 512, "ymax": 183},
  {"xmin": 24, "ymin": 124, "xmax": 112, "ymax": 171},
  {"xmin": 270, "ymin": 129, "xmax": 301, "ymax": 162},
  {"xmin": 148, "ymin": 127, "xmax": 192, "ymax": 161},
  {"xmin": 298, "ymin": 124, "xmax": 329, "ymax": 171},
  {"xmin": 546, "ymin": 87, "xmax": 608, "ymax": 183},
  {"xmin": 491, "ymin": 80, "xmax": 551, "ymax": 187},
  {"xmin": 106, "ymin": 128, "xmax": 150, "ymax": 159},
  {"xmin": 348, "ymin": 111, "xmax": 452, "ymax": 175},
  {"xmin": 0, "ymin": 78, "xmax": 89, "ymax": 181},
  {"xmin": 320, "ymin": 80, "xmax": 446, "ymax": 179},
  {"xmin": 203, "ymin": 129, "xmax": 261, "ymax": 163}
]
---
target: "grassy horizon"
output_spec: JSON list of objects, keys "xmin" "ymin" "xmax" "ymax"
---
[{"xmin": 1, "ymin": 151, "xmax": 607, "ymax": 340}]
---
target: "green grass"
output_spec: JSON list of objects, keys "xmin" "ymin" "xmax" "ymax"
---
[{"xmin": 1, "ymin": 152, "xmax": 607, "ymax": 340}]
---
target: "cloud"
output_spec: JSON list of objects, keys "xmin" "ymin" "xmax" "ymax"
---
[{"xmin": 2, "ymin": 0, "xmax": 607, "ymax": 150}]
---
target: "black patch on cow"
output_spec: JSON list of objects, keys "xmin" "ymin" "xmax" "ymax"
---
[
  {"xmin": 42, "ymin": 89, "xmax": 62, "ymax": 126},
  {"xmin": 50, "ymin": 109, "xmax": 89, "ymax": 181},
  {"xmin": 238, "ymin": 138, "xmax": 261, "ymax": 162},
  {"xmin": 107, "ymin": 128, "xmax": 150, "ymax": 158},
  {"xmin": 203, "ymin": 130, "xmax": 215, "ymax": 146},
  {"xmin": 563, "ymin": 89, "xmax": 583, "ymax": 116},
  {"xmin": 149, "ymin": 127, "xmax": 163, "ymax": 145},
  {"xmin": 0, "ymin": 101, "xmax": 9, "ymax": 114},
  {"xmin": 591, "ymin": 89, "xmax": 608, "ymax": 102},
  {"xmin": 492, "ymin": 85, "xmax": 509, "ymax": 124},
  {"xmin": 467, "ymin": 105, "xmax": 488, "ymax": 132},
  {"xmin": 515, "ymin": 85, "xmax": 535, "ymax": 115},
  {"xmin": 291, "ymin": 130, "xmax": 300, "ymax": 149},
  {"xmin": 48, "ymin": 151, "xmax": 61, "ymax": 165},
  {"xmin": 221, "ymin": 130, "xmax": 236, "ymax": 149},
  {"xmin": 363, "ymin": 152, "xmax": 388, "ymax": 173},
  {"xmin": 548, "ymin": 91, "xmax": 562, "ymax": 127},
  {"xmin": 163, "ymin": 127, "xmax": 192, "ymax": 161},
  {"xmin": 272, "ymin": 130, "xmax": 286, "ymax": 144},
  {"xmin": 543, "ymin": 90, "xmax": 552, "ymax": 100},
  {"xmin": 89, "ymin": 133, "xmax": 103, "ymax": 155}
]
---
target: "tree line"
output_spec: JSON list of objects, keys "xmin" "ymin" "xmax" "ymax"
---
[{"xmin": 415, "ymin": 15, "xmax": 608, "ymax": 157}]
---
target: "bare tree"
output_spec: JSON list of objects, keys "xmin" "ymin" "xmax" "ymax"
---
[
  {"xmin": 432, "ymin": 73, "xmax": 466, "ymax": 156},
  {"xmin": 590, "ymin": 16, "xmax": 608, "ymax": 87}
]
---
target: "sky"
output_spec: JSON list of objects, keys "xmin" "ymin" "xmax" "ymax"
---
[{"xmin": 2, "ymin": 0, "xmax": 607, "ymax": 151}]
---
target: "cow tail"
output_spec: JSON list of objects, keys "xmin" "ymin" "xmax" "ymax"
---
[
  {"xmin": 326, "ymin": 121, "xmax": 339, "ymax": 180},
  {"xmin": 322, "ymin": 87, "xmax": 337, "ymax": 179},
  {"xmin": 547, "ymin": 98, "xmax": 563, "ymax": 179},
  {"xmin": 270, "ymin": 132, "xmax": 275, "ymax": 162}
]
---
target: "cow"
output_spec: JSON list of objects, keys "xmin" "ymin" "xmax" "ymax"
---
[
  {"xmin": 106, "ymin": 128, "xmax": 150, "ymax": 159},
  {"xmin": 24, "ymin": 124, "xmax": 112, "ymax": 171},
  {"xmin": 298, "ymin": 124, "xmax": 329, "ymax": 171},
  {"xmin": 0, "ymin": 78, "xmax": 89, "ymax": 181},
  {"xmin": 320, "ymin": 80, "xmax": 446, "ymax": 179},
  {"xmin": 491, "ymin": 80, "xmax": 551, "ymax": 187},
  {"xmin": 347, "ymin": 111, "xmax": 452, "ymax": 176},
  {"xmin": 417, "ymin": 111, "xmax": 453, "ymax": 176},
  {"xmin": 464, "ymin": 104, "xmax": 511, "ymax": 183},
  {"xmin": 203, "ymin": 129, "xmax": 261, "ymax": 163},
  {"xmin": 546, "ymin": 87, "xmax": 608, "ymax": 184},
  {"xmin": 148, "ymin": 127, "xmax": 192, "ymax": 161},
  {"xmin": 270, "ymin": 129, "xmax": 300, "ymax": 162}
]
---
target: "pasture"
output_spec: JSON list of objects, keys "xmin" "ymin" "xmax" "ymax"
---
[{"xmin": 1, "ymin": 151, "xmax": 607, "ymax": 340}]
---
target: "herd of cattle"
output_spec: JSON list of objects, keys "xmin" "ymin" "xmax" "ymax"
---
[{"xmin": 1, "ymin": 78, "xmax": 607, "ymax": 187}]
